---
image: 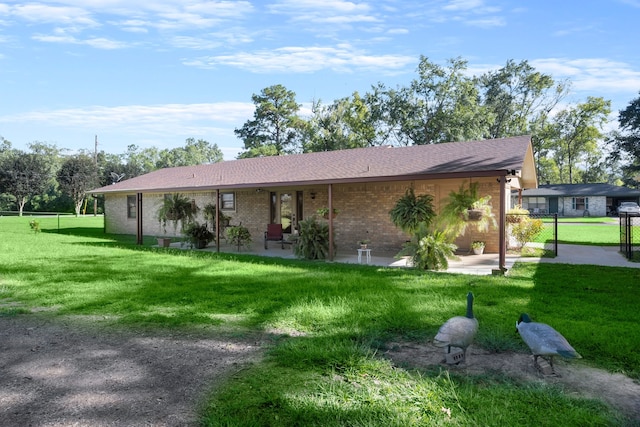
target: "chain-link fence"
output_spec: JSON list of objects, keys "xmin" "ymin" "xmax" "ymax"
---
[
  {"xmin": 506, "ymin": 213, "xmax": 557, "ymax": 257},
  {"xmin": 619, "ymin": 213, "xmax": 640, "ymax": 260}
]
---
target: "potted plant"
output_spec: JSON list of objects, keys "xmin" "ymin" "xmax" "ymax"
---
[
  {"xmin": 389, "ymin": 187, "xmax": 436, "ymax": 234},
  {"xmin": 471, "ymin": 241, "xmax": 485, "ymax": 255},
  {"xmin": 184, "ymin": 221, "xmax": 214, "ymax": 249},
  {"xmin": 156, "ymin": 193, "xmax": 199, "ymax": 237},
  {"xmin": 358, "ymin": 239, "xmax": 370, "ymax": 249},
  {"xmin": 506, "ymin": 205, "xmax": 529, "ymax": 223},
  {"xmin": 203, "ymin": 202, "xmax": 231, "ymax": 232},
  {"xmin": 438, "ymin": 182, "xmax": 496, "ymax": 236},
  {"xmin": 156, "ymin": 236, "xmax": 172, "ymax": 247},
  {"xmin": 226, "ymin": 224, "xmax": 252, "ymax": 251},
  {"xmin": 316, "ymin": 207, "xmax": 339, "ymax": 219}
]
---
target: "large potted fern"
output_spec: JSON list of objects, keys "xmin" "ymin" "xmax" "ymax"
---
[{"xmin": 294, "ymin": 216, "xmax": 335, "ymax": 260}]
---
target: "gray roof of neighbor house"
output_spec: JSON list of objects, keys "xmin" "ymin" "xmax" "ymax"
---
[
  {"xmin": 90, "ymin": 136, "xmax": 536, "ymax": 194},
  {"xmin": 521, "ymin": 183, "xmax": 640, "ymax": 197}
]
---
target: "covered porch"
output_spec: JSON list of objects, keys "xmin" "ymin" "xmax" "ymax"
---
[{"xmin": 156, "ymin": 238, "xmax": 521, "ymax": 275}]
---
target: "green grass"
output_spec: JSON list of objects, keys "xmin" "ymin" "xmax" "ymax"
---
[
  {"xmin": 1, "ymin": 215, "xmax": 638, "ymax": 426},
  {"xmin": 535, "ymin": 217, "xmax": 623, "ymax": 246}
]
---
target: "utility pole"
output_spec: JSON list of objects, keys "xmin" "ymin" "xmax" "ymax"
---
[{"xmin": 93, "ymin": 135, "xmax": 98, "ymax": 216}]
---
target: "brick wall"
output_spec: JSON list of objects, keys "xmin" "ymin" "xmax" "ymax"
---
[{"xmin": 105, "ymin": 176, "xmax": 506, "ymax": 253}]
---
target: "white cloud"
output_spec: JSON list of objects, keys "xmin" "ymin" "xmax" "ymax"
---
[
  {"xmin": 443, "ymin": 0, "xmax": 485, "ymax": 11},
  {"xmin": 32, "ymin": 32, "xmax": 130, "ymax": 49},
  {"xmin": 531, "ymin": 58, "xmax": 640, "ymax": 93},
  {"xmin": 0, "ymin": 102, "xmax": 253, "ymax": 128},
  {"xmin": 269, "ymin": 0, "xmax": 371, "ymax": 14},
  {"xmin": 184, "ymin": 45, "xmax": 415, "ymax": 73},
  {"xmin": 10, "ymin": 3, "xmax": 99, "ymax": 27}
]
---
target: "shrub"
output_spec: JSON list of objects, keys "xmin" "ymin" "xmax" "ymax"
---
[
  {"xmin": 506, "ymin": 204, "xmax": 530, "ymax": 224},
  {"xmin": 511, "ymin": 218, "xmax": 544, "ymax": 249},
  {"xmin": 226, "ymin": 225, "xmax": 252, "ymax": 250},
  {"xmin": 294, "ymin": 216, "xmax": 334, "ymax": 260},
  {"xmin": 397, "ymin": 223, "xmax": 457, "ymax": 271}
]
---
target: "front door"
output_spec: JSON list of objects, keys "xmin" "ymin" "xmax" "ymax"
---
[
  {"xmin": 549, "ymin": 197, "xmax": 558, "ymax": 214},
  {"xmin": 270, "ymin": 191, "xmax": 303, "ymax": 233}
]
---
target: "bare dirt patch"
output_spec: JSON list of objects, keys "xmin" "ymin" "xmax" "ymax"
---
[
  {"xmin": 0, "ymin": 314, "xmax": 263, "ymax": 427},
  {"xmin": 2, "ymin": 314, "xmax": 639, "ymax": 426},
  {"xmin": 384, "ymin": 341, "xmax": 640, "ymax": 422}
]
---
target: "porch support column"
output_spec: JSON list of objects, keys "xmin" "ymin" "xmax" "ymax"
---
[
  {"xmin": 136, "ymin": 192, "xmax": 143, "ymax": 245},
  {"xmin": 215, "ymin": 189, "xmax": 220, "ymax": 253},
  {"xmin": 328, "ymin": 184, "xmax": 334, "ymax": 261},
  {"xmin": 499, "ymin": 176, "xmax": 506, "ymax": 271}
]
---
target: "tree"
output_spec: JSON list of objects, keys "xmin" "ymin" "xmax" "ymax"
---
[
  {"xmin": 156, "ymin": 138, "xmax": 223, "ymax": 168},
  {"xmin": 0, "ymin": 150, "xmax": 51, "ymax": 215},
  {"xmin": 235, "ymin": 84, "xmax": 305, "ymax": 158},
  {"xmin": 303, "ymin": 92, "xmax": 379, "ymax": 152},
  {"xmin": 373, "ymin": 56, "xmax": 486, "ymax": 145},
  {"xmin": 57, "ymin": 155, "xmax": 98, "ymax": 215},
  {"xmin": 547, "ymin": 97, "xmax": 611, "ymax": 183},
  {"xmin": 478, "ymin": 59, "xmax": 569, "ymax": 139},
  {"xmin": 609, "ymin": 92, "xmax": 640, "ymax": 187}
]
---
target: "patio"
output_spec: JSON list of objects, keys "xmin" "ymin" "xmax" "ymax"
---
[{"xmin": 158, "ymin": 239, "xmax": 520, "ymax": 275}]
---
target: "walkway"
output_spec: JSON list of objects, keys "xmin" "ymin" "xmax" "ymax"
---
[{"xmin": 165, "ymin": 240, "xmax": 639, "ymax": 275}]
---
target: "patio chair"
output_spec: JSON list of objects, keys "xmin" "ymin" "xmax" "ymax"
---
[{"xmin": 264, "ymin": 223, "xmax": 285, "ymax": 249}]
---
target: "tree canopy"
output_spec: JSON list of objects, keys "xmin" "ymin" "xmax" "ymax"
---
[{"xmin": 235, "ymin": 84, "xmax": 305, "ymax": 158}]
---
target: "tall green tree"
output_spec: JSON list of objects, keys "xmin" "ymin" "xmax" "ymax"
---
[
  {"xmin": 373, "ymin": 56, "xmax": 485, "ymax": 145},
  {"xmin": 0, "ymin": 150, "xmax": 51, "ymax": 215},
  {"xmin": 304, "ymin": 92, "xmax": 379, "ymax": 152},
  {"xmin": 157, "ymin": 138, "xmax": 223, "ymax": 168},
  {"xmin": 235, "ymin": 84, "xmax": 305, "ymax": 158},
  {"xmin": 478, "ymin": 59, "xmax": 569, "ymax": 139},
  {"xmin": 57, "ymin": 154, "xmax": 98, "ymax": 215},
  {"xmin": 548, "ymin": 97, "xmax": 611, "ymax": 183},
  {"xmin": 609, "ymin": 92, "xmax": 640, "ymax": 187}
]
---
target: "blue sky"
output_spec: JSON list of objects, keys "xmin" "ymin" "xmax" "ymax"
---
[{"xmin": 1, "ymin": 0, "xmax": 639, "ymax": 160}]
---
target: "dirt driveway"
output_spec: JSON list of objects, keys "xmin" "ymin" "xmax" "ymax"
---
[
  {"xmin": 0, "ymin": 314, "xmax": 263, "ymax": 427},
  {"xmin": 2, "ymin": 314, "xmax": 639, "ymax": 426}
]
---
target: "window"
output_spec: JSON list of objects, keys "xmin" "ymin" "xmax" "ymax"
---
[
  {"xmin": 127, "ymin": 195, "xmax": 136, "ymax": 219},
  {"xmin": 572, "ymin": 197, "xmax": 588, "ymax": 210},
  {"xmin": 525, "ymin": 197, "xmax": 547, "ymax": 212},
  {"xmin": 220, "ymin": 192, "xmax": 235, "ymax": 210}
]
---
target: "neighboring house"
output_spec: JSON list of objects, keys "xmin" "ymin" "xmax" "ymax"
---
[
  {"xmin": 89, "ymin": 136, "xmax": 538, "ymax": 269},
  {"xmin": 516, "ymin": 183, "xmax": 640, "ymax": 217}
]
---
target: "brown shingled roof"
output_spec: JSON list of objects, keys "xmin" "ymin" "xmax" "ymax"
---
[{"xmin": 90, "ymin": 136, "xmax": 533, "ymax": 194}]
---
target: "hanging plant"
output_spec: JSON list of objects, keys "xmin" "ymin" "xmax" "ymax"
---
[
  {"xmin": 438, "ymin": 182, "xmax": 496, "ymax": 236},
  {"xmin": 156, "ymin": 193, "xmax": 199, "ymax": 234},
  {"xmin": 316, "ymin": 207, "xmax": 339, "ymax": 219},
  {"xmin": 389, "ymin": 187, "xmax": 436, "ymax": 234}
]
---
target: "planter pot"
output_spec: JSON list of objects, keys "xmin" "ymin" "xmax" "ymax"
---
[
  {"xmin": 467, "ymin": 209, "xmax": 483, "ymax": 221},
  {"xmin": 472, "ymin": 246, "xmax": 484, "ymax": 255},
  {"xmin": 157, "ymin": 237, "xmax": 172, "ymax": 247},
  {"xmin": 360, "ymin": 244, "xmax": 368, "ymax": 249}
]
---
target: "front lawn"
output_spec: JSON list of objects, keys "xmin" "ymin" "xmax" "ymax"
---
[{"xmin": 1, "ymin": 215, "xmax": 638, "ymax": 426}]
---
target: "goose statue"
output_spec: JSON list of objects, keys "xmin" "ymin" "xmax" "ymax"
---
[
  {"xmin": 433, "ymin": 292, "xmax": 478, "ymax": 364},
  {"xmin": 516, "ymin": 313, "xmax": 581, "ymax": 373}
]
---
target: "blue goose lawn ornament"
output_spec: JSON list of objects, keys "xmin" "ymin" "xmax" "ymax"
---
[
  {"xmin": 433, "ymin": 292, "xmax": 479, "ymax": 364},
  {"xmin": 516, "ymin": 313, "xmax": 582, "ymax": 375}
]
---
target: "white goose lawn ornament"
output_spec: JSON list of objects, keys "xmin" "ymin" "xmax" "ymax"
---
[
  {"xmin": 516, "ymin": 313, "xmax": 581, "ymax": 374},
  {"xmin": 433, "ymin": 292, "xmax": 478, "ymax": 364}
]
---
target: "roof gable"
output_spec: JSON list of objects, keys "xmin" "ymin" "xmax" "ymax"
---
[{"xmin": 92, "ymin": 136, "xmax": 535, "ymax": 194}]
